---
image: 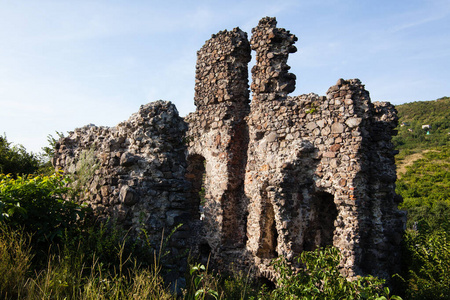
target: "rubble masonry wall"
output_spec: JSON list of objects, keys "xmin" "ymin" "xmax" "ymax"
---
[{"xmin": 54, "ymin": 17, "xmax": 405, "ymax": 283}]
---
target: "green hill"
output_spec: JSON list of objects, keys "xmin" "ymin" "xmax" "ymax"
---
[
  {"xmin": 393, "ymin": 96, "xmax": 450, "ymax": 152},
  {"xmin": 393, "ymin": 97, "xmax": 450, "ymax": 231},
  {"xmin": 392, "ymin": 98, "xmax": 450, "ymax": 297}
]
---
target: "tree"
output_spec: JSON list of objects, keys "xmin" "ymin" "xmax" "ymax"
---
[{"xmin": 0, "ymin": 135, "xmax": 40, "ymax": 176}]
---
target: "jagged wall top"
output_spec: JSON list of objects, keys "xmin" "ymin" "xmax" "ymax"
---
[
  {"xmin": 250, "ymin": 17, "xmax": 298, "ymax": 100},
  {"xmin": 194, "ymin": 27, "xmax": 251, "ymax": 107}
]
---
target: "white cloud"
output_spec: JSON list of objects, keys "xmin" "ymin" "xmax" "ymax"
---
[{"xmin": 390, "ymin": 11, "xmax": 449, "ymax": 33}]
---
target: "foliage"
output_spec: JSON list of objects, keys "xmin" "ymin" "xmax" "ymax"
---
[
  {"xmin": 0, "ymin": 225, "xmax": 33, "ymax": 299},
  {"xmin": 38, "ymin": 131, "xmax": 65, "ymax": 174},
  {"xmin": 401, "ymin": 229, "xmax": 450, "ymax": 299},
  {"xmin": 0, "ymin": 135, "xmax": 40, "ymax": 177},
  {"xmin": 41, "ymin": 131, "xmax": 65, "ymax": 161},
  {"xmin": 0, "ymin": 173, "xmax": 90, "ymax": 251},
  {"xmin": 0, "ymin": 225, "xmax": 173, "ymax": 300},
  {"xmin": 396, "ymin": 147, "xmax": 450, "ymax": 231},
  {"xmin": 66, "ymin": 147, "xmax": 100, "ymax": 198},
  {"xmin": 182, "ymin": 247, "xmax": 401, "ymax": 300},
  {"xmin": 187, "ymin": 263, "xmax": 220, "ymax": 300},
  {"xmin": 0, "ymin": 197, "xmax": 180, "ymax": 299},
  {"xmin": 269, "ymin": 246, "xmax": 401, "ymax": 300}
]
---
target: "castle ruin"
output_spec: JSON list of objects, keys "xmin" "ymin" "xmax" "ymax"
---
[{"xmin": 53, "ymin": 17, "xmax": 405, "ymax": 283}]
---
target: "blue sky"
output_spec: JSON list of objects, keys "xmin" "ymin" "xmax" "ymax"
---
[{"xmin": 1, "ymin": 0, "xmax": 449, "ymax": 153}]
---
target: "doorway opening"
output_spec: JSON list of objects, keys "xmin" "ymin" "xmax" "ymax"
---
[
  {"xmin": 303, "ymin": 191, "xmax": 338, "ymax": 251},
  {"xmin": 186, "ymin": 154, "xmax": 206, "ymax": 220}
]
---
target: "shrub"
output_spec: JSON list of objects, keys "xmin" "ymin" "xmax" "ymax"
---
[
  {"xmin": 402, "ymin": 229, "xmax": 450, "ymax": 299},
  {"xmin": 0, "ymin": 173, "xmax": 90, "ymax": 251},
  {"xmin": 270, "ymin": 247, "xmax": 401, "ymax": 300}
]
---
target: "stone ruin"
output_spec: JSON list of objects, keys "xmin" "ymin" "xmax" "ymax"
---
[{"xmin": 53, "ymin": 17, "xmax": 406, "ymax": 284}]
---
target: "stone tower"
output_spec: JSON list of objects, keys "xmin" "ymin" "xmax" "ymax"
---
[
  {"xmin": 185, "ymin": 27, "xmax": 252, "ymax": 263},
  {"xmin": 186, "ymin": 17, "xmax": 405, "ymax": 280}
]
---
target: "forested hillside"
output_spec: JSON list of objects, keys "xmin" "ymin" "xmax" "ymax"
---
[
  {"xmin": 393, "ymin": 97, "xmax": 449, "ymax": 299},
  {"xmin": 393, "ymin": 96, "xmax": 450, "ymax": 151},
  {"xmin": 393, "ymin": 96, "xmax": 450, "ymax": 229}
]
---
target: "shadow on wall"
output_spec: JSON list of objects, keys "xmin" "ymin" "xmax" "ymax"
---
[
  {"xmin": 279, "ymin": 141, "xmax": 338, "ymax": 256},
  {"xmin": 220, "ymin": 119, "xmax": 250, "ymax": 250},
  {"xmin": 256, "ymin": 180, "xmax": 278, "ymax": 259},
  {"xmin": 354, "ymin": 101, "xmax": 406, "ymax": 279}
]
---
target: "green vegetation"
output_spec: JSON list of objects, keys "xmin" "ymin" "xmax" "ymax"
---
[
  {"xmin": 394, "ymin": 97, "xmax": 450, "ymax": 232},
  {"xmin": 0, "ymin": 173, "xmax": 89, "ymax": 252},
  {"xmin": 0, "ymin": 137, "xmax": 401, "ymax": 299},
  {"xmin": 0, "ymin": 224, "xmax": 173, "ymax": 299},
  {"xmin": 269, "ymin": 247, "xmax": 399, "ymax": 300},
  {"xmin": 402, "ymin": 228, "xmax": 450, "ymax": 299},
  {"xmin": 393, "ymin": 97, "xmax": 450, "ymax": 152},
  {"xmin": 0, "ymin": 135, "xmax": 41, "ymax": 177},
  {"xmin": 3, "ymin": 93, "xmax": 450, "ymax": 300},
  {"xmin": 396, "ymin": 148, "xmax": 450, "ymax": 231},
  {"xmin": 0, "ymin": 171, "xmax": 178, "ymax": 299},
  {"xmin": 393, "ymin": 97, "xmax": 450, "ymax": 299}
]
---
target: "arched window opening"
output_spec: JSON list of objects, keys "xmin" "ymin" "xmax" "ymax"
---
[
  {"xmin": 186, "ymin": 154, "xmax": 206, "ymax": 220},
  {"xmin": 257, "ymin": 191, "xmax": 278, "ymax": 259}
]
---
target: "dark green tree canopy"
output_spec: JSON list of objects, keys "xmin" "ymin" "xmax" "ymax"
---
[{"xmin": 0, "ymin": 135, "xmax": 40, "ymax": 177}]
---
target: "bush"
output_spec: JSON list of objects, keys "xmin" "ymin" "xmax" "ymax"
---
[
  {"xmin": 0, "ymin": 173, "xmax": 90, "ymax": 251},
  {"xmin": 183, "ymin": 247, "xmax": 402, "ymax": 300},
  {"xmin": 270, "ymin": 247, "xmax": 401, "ymax": 300},
  {"xmin": 402, "ymin": 229, "xmax": 450, "ymax": 299}
]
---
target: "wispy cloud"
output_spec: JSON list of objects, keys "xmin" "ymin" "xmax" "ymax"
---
[{"xmin": 390, "ymin": 12, "xmax": 449, "ymax": 33}]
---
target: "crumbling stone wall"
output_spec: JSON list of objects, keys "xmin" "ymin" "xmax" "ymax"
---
[
  {"xmin": 53, "ymin": 101, "xmax": 191, "ymax": 280},
  {"xmin": 185, "ymin": 27, "xmax": 251, "ymax": 265},
  {"xmin": 186, "ymin": 17, "xmax": 405, "ymax": 280},
  {"xmin": 54, "ymin": 16, "xmax": 405, "ymax": 284}
]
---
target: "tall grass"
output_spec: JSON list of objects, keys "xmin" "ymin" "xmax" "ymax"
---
[
  {"xmin": 0, "ymin": 223, "xmax": 260, "ymax": 299},
  {"xmin": 0, "ymin": 224, "xmax": 174, "ymax": 300},
  {"xmin": 1, "ymin": 223, "xmax": 408, "ymax": 299},
  {"xmin": 23, "ymin": 256, "xmax": 172, "ymax": 300},
  {"xmin": 0, "ymin": 225, "xmax": 33, "ymax": 299}
]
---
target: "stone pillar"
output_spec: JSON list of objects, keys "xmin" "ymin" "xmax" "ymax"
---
[
  {"xmin": 250, "ymin": 17, "xmax": 297, "ymax": 102},
  {"xmin": 360, "ymin": 101, "xmax": 406, "ymax": 279},
  {"xmin": 325, "ymin": 79, "xmax": 405, "ymax": 279},
  {"xmin": 323, "ymin": 78, "xmax": 374, "ymax": 278},
  {"xmin": 245, "ymin": 17, "xmax": 301, "ymax": 278},
  {"xmin": 186, "ymin": 27, "xmax": 251, "ymax": 264}
]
